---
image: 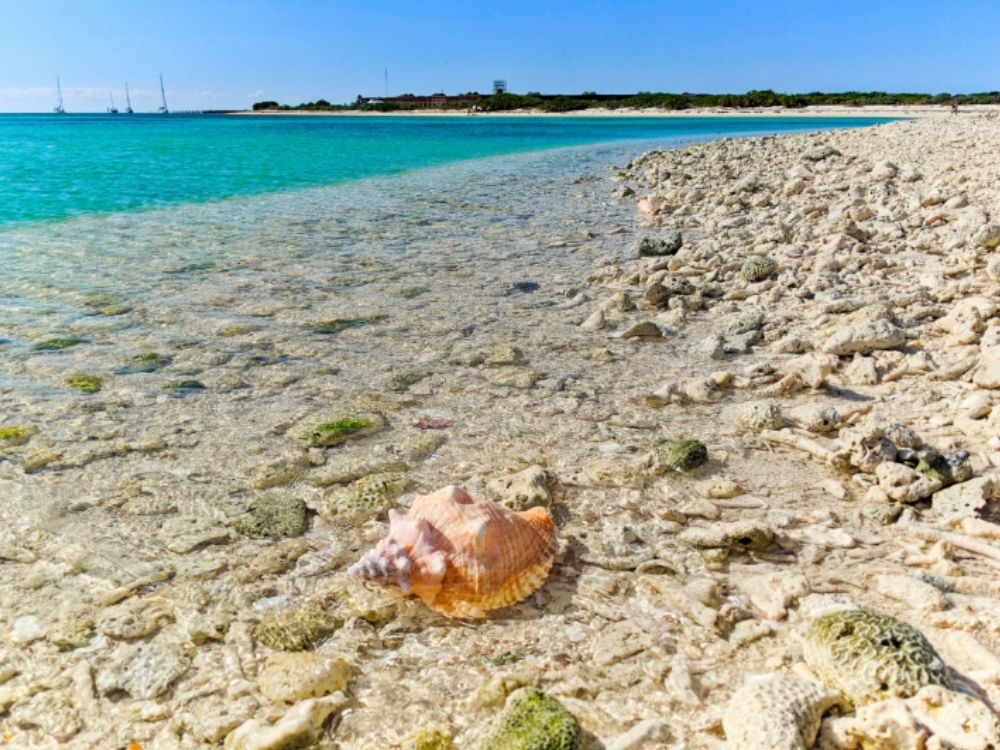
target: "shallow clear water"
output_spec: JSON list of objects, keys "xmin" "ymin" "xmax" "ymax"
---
[
  {"xmin": 0, "ymin": 116, "xmax": 892, "ymax": 398},
  {"xmin": 0, "ymin": 114, "xmax": 890, "ymax": 226}
]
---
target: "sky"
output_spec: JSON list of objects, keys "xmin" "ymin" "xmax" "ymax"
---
[{"xmin": 1, "ymin": 0, "xmax": 999, "ymax": 112}]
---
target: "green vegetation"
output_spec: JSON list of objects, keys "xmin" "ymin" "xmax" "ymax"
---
[
  {"xmin": 475, "ymin": 688, "xmax": 582, "ymax": 750},
  {"xmin": 66, "ymin": 373, "xmax": 103, "ymax": 394},
  {"xmin": 0, "ymin": 425, "xmax": 37, "ymax": 446},
  {"xmin": 303, "ymin": 415, "xmax": 383, "ymax": 447},
  {"xmin": 32, "ymin": 336, "xmax": 83, "ymax": 351},
  {"xmin": 255, "ymin": 89, "xmax": 1000, "ymax": 113},
  {"xmin": 82, "ymin": 291, "xmax": 132, "ymax": 316},
  {"xmin": 652, "ymin": 439, "xmax": 709, "ymax": 473}
]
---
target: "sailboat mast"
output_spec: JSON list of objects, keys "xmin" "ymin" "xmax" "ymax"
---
[
  {"xmin": 158, "ymin": 74, "xmax": 169, "ymax": 114},
  {"xmin": 54, "ymin": 76, "xmax": 65, "ymax": 114},
  {"xmin": 125, "ymin": 82, "xmax": 133, "ymax": 113}
]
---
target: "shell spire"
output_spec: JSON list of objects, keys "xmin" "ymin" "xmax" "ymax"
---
[{"xmin": 348, "ymin": 485, "xmax": 557, "ymax": 618}]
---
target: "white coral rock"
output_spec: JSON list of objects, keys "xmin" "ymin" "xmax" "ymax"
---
[
  {"xmin": 816, "ymin": 685, "xmax": 1000, "ymax": 749},
  {"xmin": 723, "ymin": 674, "xmax": 841, "ymax": 750}
]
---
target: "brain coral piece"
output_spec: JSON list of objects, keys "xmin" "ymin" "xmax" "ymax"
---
[
  {"xmin": 349, "ymin": 485, "xmax": 557, "ymax": 618},
  {"xmin": 474, "ymin": 687, "xmax": 582, "ymax": 750},
  {"xmin": 723, "ymin": 674, "xmax": 842, "ymax": 750},
  {"xmin": 803, "ymin": 609, "xmax": 951, "ymax": 707}
]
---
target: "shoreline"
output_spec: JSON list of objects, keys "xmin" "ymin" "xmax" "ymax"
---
[
  {"xmin": 3, "ymin": 117, "xmax": 1000, "ymax": 748},
  {"xmin": 229, "ymin": 103, "xmax": 1000, "ymax": 119}
]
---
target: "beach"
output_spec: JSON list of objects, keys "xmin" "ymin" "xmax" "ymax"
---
[{"xmin": 2, "ymin": 113, "xmax": 1000, "ymax": 749}]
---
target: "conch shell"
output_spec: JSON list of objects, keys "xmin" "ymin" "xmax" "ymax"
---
[{"xmin": 348, "ymin": 485, "xmax": 557, "ymax": 617}]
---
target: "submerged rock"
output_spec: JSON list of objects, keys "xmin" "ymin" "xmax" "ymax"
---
[
  {"xmin": 320, "ymin": 471, "xmax": 407, "ymax": 523},
  {"xmin": 254, "ymin": 607, "xmax": 343, "ymax": 651},
  {"xmin": 0, "ymin": 425, "xmax": 38, "ymax": 447},
  {"xmin": 487, "ymin": 466, "xmax": 560, "ymax": 511},
  {"xmin": 96, "ymin": 636, "xmax": 193, "ymax": 699},
  {"xmin": 116, "ymin": 351, "xmax": 172, "ymax": 374},
  {"xmin": 234, "ymin": 494, "xmax": 309, "ymax": 538},
  {"xmin": 474, "ymin": 687, "xmax": 582, "ymax": 750},
  {"xmin": 163, "ymin": 379, "xmax": 206, "ymax": 397},
  {"xmin": 409, "ymin": 729, "xmax": 456, "ymax": 750},
  {"xmin": 31, "ymin": 336, "xmax": 84, "ymax": 351},
  {"xmin": 257, "ymin": 652, "xmax": 352, "ymax": 703},
  {"xmin": 384, "ymin": 369, "xmax": 430, "ymax": 392},
  {"xmin": 224, "ymin": 694, "xmax": 346, "ymax": 750},
  {"xmin": 65, "ymin": 372, "xmax": 103, "ymax": 394},
  {"xmin": 303, "ymin": 315, "xmax": 387, "ymax": 334},
  {"xmin": 9, "ymin": 690, "xmax": 82, "ymax": 741},
  {"xmin": 301, "ymin": 414, "xmax": 384, "ymax": 448}
]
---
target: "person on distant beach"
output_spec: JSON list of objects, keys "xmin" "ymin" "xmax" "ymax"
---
[{"xmin": 951, "ymin": 100, "xmax": 959, "ymax": 116}]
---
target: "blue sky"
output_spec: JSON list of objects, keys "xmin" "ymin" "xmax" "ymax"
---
[{"xmin": 1, "ymin": 0, "xmax": 998, "ymax": 112}]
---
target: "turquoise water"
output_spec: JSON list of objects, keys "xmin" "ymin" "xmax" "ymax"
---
[{"xmin": 0, "ymin": 114, "xmax": 891, "ymax": 226}]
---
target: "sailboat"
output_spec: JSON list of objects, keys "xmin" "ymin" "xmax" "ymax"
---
[
  {"xmin": 124, "ymin": 82, "xmax": 134, "ymax": 114},
  {"xmin": 53, "ymin": 76, "xmax": 65, "ymax": 114},
  {"xmin": 107, "ymin": 93, "xmax": 119, "ymax": 114},
  {"xmin": 158, "ymin": 74, "xmax": 169, "ymax": 114}
]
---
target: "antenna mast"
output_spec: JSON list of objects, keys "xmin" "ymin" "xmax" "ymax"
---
[
  {"xmin": 158, "ymin": 74, "xmax": 169, "ymax": 114},
  {"xmin": 384, "ymin": 68, "xmax": 388, "ymax": 98}
]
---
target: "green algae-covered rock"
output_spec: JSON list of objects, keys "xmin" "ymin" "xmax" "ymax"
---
[
  {"xmin": 475, "ymin": 688, "xmax": 582, "ymax": 750},
  {"xmin": 303, "ymin": 315, "xmax": 388, "ymax": 334},
  {"xmin": 302, "ymin": 414, "xmax": 383, "ymax": 448},
  {"xmin": 83, "ymin": 292, "xmax": 132, "ymax": 316},
  {"xmin": 914, "ymin": 450, "xmax": 972, "ymax": 488},
  {"xmin": 0, "ymin": 425, "xmax": 38, "ymax": 447},
  {"xmin": 410, "ymin": 729, "xmax": 455, "ymax": 750},
  {"xmin": 652, "ymin": 439, "xmax": 708, "ymax": 473},
  {"xmin": 217, "ymin": 323, "xmax": 260, "ymax": 337},
  {"xmin": 320, "ymin": 472, "xmax": 406, "ymax": 523},
  {"xmin": 163, "ymin": 379, "xmax": 206, "ymax": 398},
  {"xmin": 117, "ymin": 352, "xmax": 172, "ymax": 374},
  {"xmin": 66, "ymin": 373, "xmax": 103, "ymax": 394},
  {"xmin": 487, "ymin": 345, "xmax": 527, "ymax": 366},
  {"xmin": 803, "ymin": 608, "xmax": 951, "ymax": 707},
  {"xmin": 32, "ymin": 336, "xmax": 83, "ymax": 351},
  {"xmin": 254, "ymin": 607, "xmax": 343, "ymax": 651},
  {"xmin": 235, "ymin": 494, "xmax": 308, "ymax": 538}
]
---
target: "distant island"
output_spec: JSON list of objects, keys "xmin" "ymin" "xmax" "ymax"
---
[{"xmin": 250, "ymin": 89, "xmax": 1000, "ymax": 113}]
